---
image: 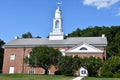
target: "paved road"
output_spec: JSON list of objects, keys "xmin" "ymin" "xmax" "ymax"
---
[{"xmin": 73, "ymin": 77, "xmax": 83, "ymax": 80}]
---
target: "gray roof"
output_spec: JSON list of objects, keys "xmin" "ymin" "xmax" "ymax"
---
[{"xmin": 4, "ymin": 37, "xmax": 107, "ymax": 48}]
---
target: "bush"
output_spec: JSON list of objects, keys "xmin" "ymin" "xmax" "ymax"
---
[
  {"xmin": 63, "ymin": 70, "xmax": 74, "ymax": 76},
  {"xmin": 58, "ymin": 56, "xmax": 81, "ymax": 76},
  {"xmin": 54, "ymin": 70, "xmax": 62, "ymax": 75},
  {"xmin": 102, "ymin": 71, "xmax": 113, "ymax": 77},
  {"xmin": 114, "ymin": 73, "xmax": 120, "ymax": 78}
]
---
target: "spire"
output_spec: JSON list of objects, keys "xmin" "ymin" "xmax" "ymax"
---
[{"xmin": 55, "ymin": 2, "xmax": 62, "ymax": 18}]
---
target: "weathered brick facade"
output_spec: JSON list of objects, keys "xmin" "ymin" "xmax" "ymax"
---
[{"xmin": 2, "ymin": 45, "xmax": 106, "ymax": 74}]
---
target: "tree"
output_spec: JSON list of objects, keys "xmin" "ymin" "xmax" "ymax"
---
[
  {"xmin": 68, "ymin": 28, "xmax": 81, "ymax": 37},
  {"xmin": 0, "ymin": 39, "xmax": 5, "ymax": 73},
  {"xmin": 100, "ymin": 56, "xmax": 120, "ymax": 77},
  {"xmin": 22, "ymin": 32, "xmax": 33, "ymax": 38},
  {"xmin": 25, "ymin": 46, "xmax": 62, "ymax": 74},
  {"xmin": 81, "ymin": 56, "xmax": 102, "ymax": 76},
  {"xmin": 58, "ymin": 56, "xmax": 81, "ymax": 76},
  {"xmin": 35, "ymin": 36, "xmax": 41, "ymax": 38}
]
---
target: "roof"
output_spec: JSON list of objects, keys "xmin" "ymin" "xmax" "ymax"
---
[{"xmin": 4, "ymin": 37, "xmax": 107, "ymax": 48}]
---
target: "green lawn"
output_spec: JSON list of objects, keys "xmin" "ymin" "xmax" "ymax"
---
[
  {"xmin": 82, "ymin": 77, "xmax": 120, "ymax": 80},
  {"xmin": 0, "ymin": 74, "xmax": 75, "ymax": 80}
]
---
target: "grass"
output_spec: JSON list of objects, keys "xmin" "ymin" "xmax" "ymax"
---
[
  {"xmin": 0, "ymin": 74, "xmax": 75, "ymax": 80},
  {"xmin": 82, "ymin": 77, "xmax": 120, "ymax": 80}
]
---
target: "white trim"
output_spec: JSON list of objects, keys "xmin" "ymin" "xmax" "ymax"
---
[
  {"xmin": 66, "ymin": 42, "xmax": 103, "ymax": 53},
  {"xmin": 60, "ymin": 49, "xmax": 65, "ymax": 56},
  {"xmin": 10, "ymin": 54, "xmax": 15, "ymax": 60},
  {"xmin": 80, "ymin": 67, "xmax": 88, "ymax": 77}
]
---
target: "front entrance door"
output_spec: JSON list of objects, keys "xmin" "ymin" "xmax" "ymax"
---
[
  {"xmin": 9, "ymin": 67, "xmax": 14, "ymax": 74},
  {"xmin": 80, "ymin": 67, "xmax": 88, "ymax": 76}
]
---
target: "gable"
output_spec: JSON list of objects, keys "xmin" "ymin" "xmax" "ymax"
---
[{"xmin": 66, "ymin": 43, "xmax": 103, "ymax": 53}]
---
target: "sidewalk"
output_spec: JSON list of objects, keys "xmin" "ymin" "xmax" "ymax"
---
[{"xmin": 73, "ymin": 77, "xmax": 84, "ymax": 80}]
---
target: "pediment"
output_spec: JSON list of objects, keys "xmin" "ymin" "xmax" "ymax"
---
[{"xmin": 66, "ymin": 42, "xmax": 103, "ymax": 53}]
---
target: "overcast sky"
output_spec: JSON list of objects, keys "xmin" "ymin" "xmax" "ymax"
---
[{"xmin": 0, "ymin": 0, "xmax": 120, "ymax": 42}]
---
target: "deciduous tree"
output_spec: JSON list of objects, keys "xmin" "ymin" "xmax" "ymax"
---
[
  {"xmin": 81, "ymin": 56, "xmax": 102, "ymax": 76},
  {"xmin": 58, "ymin": 56, "xmax": 81, "ymax": 76},
  {"xmin": 25, "ymin": 46, "xmax": 62, "ymax": 74},
  {"xmin": 100, "ymin": 56, "xmax": 120, "ymax": 77},
  {"xmin": 22, "ymin": 32, "xmax": 33, "ymax": 38}
]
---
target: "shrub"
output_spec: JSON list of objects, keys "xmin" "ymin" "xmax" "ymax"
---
[
  {"xmin": 102, "ymin": 71, "xmax": 113, "ymax": 77},
  {"xmin": 54, "ymin": 70, "xmax": 62, "ymax": 75},
  {"xmin": 114, "ymin": 73, "xmax": 120, "ymax": 78},
  {"xmin": 100, "ymin": 56, "xmax": 120, "ymax": 77},
  {"xmin": 58, "ymin": 56, "xmax": 81, "ymax": 76}
]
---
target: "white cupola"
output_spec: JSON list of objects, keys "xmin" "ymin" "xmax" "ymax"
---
[
  {"xmin": 55, "ymin": 7, "xmax": 61, "ymax": 18},
  {"xmin": 49, "ymin": 7, "xmax": 64, "ymax": 40}
]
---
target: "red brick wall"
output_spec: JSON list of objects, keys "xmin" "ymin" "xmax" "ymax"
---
[
  {"xmin": 2, "ymin": 46, "xmax": 106, "ymax": 74},
  {"xmin": 3, "ymin": 47, "xmax": 58, "ymax": 74},
  {"xmin": 23, "ymin": 66, "xmax": 57, "ymax": 74},
  {"xmin": 66, "ymin": 53, "xmax": 104, "ymax": 59},
  {"xmin": 3, "ymin": 48, "xmax": 25, "ymax": 73}
]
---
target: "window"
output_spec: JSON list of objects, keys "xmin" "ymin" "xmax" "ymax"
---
[
  {"xmin": 10, "ymin": 54, "xmax": 15, "ymax": 60},
  {"xmin": 60, "ymin": 50, "xmax": 65, "ymax": 56},
  {"xmin": 81, "ymin": 70, "xmax": 86, "ymax": 74},
  {"xmin": 28, "ymin": 70, "xmax": 35, "ymax": 74},
  {"xmin": 80, "ymin": 47, "xmax": 88, "ymax": 50},
  {"xmin": 9, "ymin": 67, "xmax": 14, "ymax": 74}
]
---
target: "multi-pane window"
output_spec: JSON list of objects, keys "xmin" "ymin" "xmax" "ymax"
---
[
  {"xmin": 28, "ymin": 70, "xmax": 35, "ymax": 74},
  {"xmin": 10, "ymin": 54, "xmax": 15, "ymax": 60},
  {"xmin": 81, "ymin": 70, "xmax": 86, "ymax": 74}
]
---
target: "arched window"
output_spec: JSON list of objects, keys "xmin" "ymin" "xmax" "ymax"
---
[
  {"xmin": 80, "ymin": 47, "xmax": 88, "ymax": 50},
  {"xmin": 55, "ymin": 20, "xmax": 59, "ymax": 28}
]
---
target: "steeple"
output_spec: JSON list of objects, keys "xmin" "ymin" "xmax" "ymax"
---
[{"xmin": 49, "ymin": 5, "xmax": 64, "ymax": 40}]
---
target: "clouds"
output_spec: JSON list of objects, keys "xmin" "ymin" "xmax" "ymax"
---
[
  {"xmin": 82, "ymin": 0, "xmax": 120, "ymax": 16},
  {"xmin": 83, "ymin": 0, "xmax": 120, "ymax": 10}
]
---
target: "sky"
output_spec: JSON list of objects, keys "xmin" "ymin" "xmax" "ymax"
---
[{"xmin": 0, "ymin": 0, "xmax": 120, "ymax": 42}]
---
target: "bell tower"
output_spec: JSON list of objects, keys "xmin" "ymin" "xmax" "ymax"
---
[{"xmin": 49, "ymin": 5, "xmax": 64, "ymax": 40}]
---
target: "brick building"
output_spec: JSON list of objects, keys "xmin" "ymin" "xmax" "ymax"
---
[{"xmin": 2, "ymin": 7, "xmax": 107, "ymax": 74}]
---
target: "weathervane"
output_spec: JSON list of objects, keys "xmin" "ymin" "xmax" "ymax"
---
[{"xmin": 57, "ymin": 1, "xmax": 62, "ymax": 8}]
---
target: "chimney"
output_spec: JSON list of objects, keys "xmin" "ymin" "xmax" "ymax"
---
[
  {"xmin": 14, "ymin": 36, "xmax": 19, "ymax": 39},
  {"xmin": 102, "ymin": 34, "xmax": 105, "ymax": 38}
]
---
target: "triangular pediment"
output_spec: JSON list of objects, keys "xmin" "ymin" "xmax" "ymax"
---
[{"xmin": 66, "ymin": 42, "xmax": 103, "ymax": 53}]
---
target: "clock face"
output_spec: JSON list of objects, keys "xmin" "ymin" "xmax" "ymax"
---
[{"xmin": 55, "ymin": 20, "xmax": 59, "ymax": 28}]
